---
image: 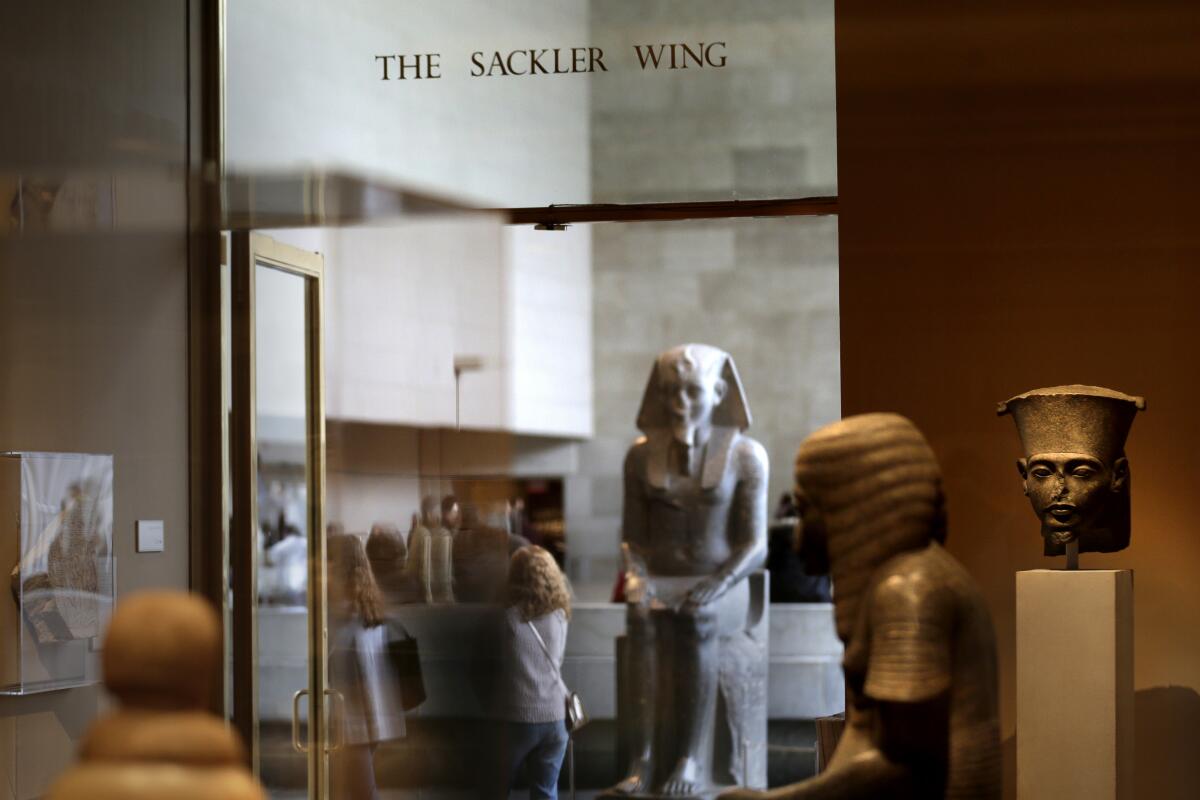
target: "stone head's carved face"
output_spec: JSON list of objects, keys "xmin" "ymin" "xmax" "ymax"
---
[
  {"xmin": 658, "ymin": 351, "xmax": 727, "ymax": 446},
  {"xmin": 1017, "ymin": 452, "xmax": 1129, "ymax": 547},
  {"xmin": 999, "ymin": 385, "xmax": 1144, "ymax": 555}
]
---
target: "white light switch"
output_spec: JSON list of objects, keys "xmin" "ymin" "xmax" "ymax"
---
[{"xmin": 136, "ymin": 520, "xmax": 164, "ymax": 553}]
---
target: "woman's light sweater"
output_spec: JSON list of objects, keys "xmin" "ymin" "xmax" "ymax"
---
[{"xmin": 492, "ymin": 605, "xmax": 568, "ymax": 723}]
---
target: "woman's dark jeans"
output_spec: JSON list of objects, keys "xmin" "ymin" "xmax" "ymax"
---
[{"xmin": 498, "ymin": 719, "xmax": 570, "ymax": 799}]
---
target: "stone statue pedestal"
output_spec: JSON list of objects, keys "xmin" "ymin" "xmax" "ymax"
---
[
  {"xmin": 609, "ymin": 572, "xmax": 769, "ymax": 798},
  {"xmin": 1016, "ymin": 569, "xmax": 1133, "ymax": 800}
]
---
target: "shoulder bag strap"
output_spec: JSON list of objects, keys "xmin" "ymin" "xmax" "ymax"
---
[{"xmin": 526, "ymin": 618, "xmax": 569, "ymax": 695}]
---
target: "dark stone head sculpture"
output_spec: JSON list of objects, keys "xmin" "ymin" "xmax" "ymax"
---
[{"xmin": 998, "ymin": 385, "xmax": 1145, "ymax": 556}]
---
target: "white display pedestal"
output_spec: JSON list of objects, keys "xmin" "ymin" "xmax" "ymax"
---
[{"xmin": 1016, "ymin": 569, "xmax": 1133, "ymax": 800}]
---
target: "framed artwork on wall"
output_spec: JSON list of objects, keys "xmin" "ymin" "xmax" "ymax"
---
[{"xmin": 1, "ymin": 452, "xmax": 114, "ymax": 695}]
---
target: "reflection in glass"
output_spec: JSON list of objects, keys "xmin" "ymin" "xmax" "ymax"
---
[
  {"xmin": 226, "ymin": 0, "xmax": 836, "ymax": 207},
  {"xmin": 253, "ymin": 263, "xmax": 312, "ymax": 790},
  {"xmin": 241, "ymin": 207, "xmax": 843, "ymax": 795}
]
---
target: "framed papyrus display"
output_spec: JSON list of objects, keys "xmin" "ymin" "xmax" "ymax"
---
[{"xmin": 1, "ymin": 452, "xmax": 114, "ymax": 694}]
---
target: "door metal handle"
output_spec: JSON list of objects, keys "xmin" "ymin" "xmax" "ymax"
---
[
  {"xmin": 324, "ymin": 688, "xmax": 346, "ymax": 753},
  {"xmin": 291, "ymin": 689, "xmax": 310, "ymax": 753}
]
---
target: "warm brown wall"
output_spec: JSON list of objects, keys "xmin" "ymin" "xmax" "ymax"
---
[
  {"xmin": 0, "ymin": 3, "xmax": 191, "ymax": 798},
  {"xmin": 836, "ymin": 2, "xmax": 1200, "ymax": 797}
]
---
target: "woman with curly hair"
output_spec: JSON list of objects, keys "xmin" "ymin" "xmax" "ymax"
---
[
  {"xmin": 327, "ymin": 533, "xmax": 405, "ymax": 799},
  {"xmin": 492, "ymin": 545, "xmax": 573, "ymax": 800}
]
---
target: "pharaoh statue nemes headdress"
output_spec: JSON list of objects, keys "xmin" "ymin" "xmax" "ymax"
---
[
  {"xmin": 998, "ymin": 384, "xmax": 1144, "ymax": 555},
  {"xmin": 635, "ymin": 343, "xmax": 751, "ymax": 433},
  {"xmin": 794, "ymin": 413, "xmax": 945, "ymax": 641}
]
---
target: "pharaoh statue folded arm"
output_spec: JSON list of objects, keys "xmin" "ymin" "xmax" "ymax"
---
[{"xmin": 622, "ymin": 438, "xmax": 768, "ymax": 612}]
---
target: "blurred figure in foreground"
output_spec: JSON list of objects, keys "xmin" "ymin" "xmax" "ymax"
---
[
  {"xmin": 431, "ymin": 495, "xmax": 458, "ymax": 602},
  {"xmin": 328, "ymin": 534, "xmax": 405, "ymax": 800},
  {"xmin": 454, "ymin": 502, "xmax": 510, "ymax": 603},
  {"xmin": 47, "ymin": 592, "xmax": 263, "ymax": 800},
  {"xmin": 366, "ymin": 521, "xmax": 412, "ymax": 605}
]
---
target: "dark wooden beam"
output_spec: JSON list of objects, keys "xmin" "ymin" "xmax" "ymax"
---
[{"xmin": 502, "ymin": 196, "xmax": 839, "ymax": 226}]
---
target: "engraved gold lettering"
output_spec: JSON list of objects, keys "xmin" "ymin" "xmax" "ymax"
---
[
  {"xmin": 374, "ymin": 54, "xmax": 394, "ymax": 80},
  {"xmin": 634, "ymin": 44, "xmax": 667, "ymax": 69},
  {"xmin": 704, "ymin": 42, "xmax": 727, "ymax": 67},
  {"xmin": 678, "ymin": 43, "xmax": 704, "ymax": 69},
  {"xmin": 455, "ymin": 42, "xmax": 718, "ymax": 79},
  {"xmin": 506, "ymin": 50, "xmax": 526, "ymax": 75},
  {"xmin": 488, "ymin": 51, "xmax": 509, "ymax": 77},
  {"xmin": 395, "ymin": 53, "xmax": 424, "ymax": 79}
]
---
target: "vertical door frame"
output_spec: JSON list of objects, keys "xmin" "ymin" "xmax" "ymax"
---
[
  {"xmin": 185, "ymin": 0, "xmax": 227, "ymax": 714},
  {"xmin": 230, "ymin": 231, "xmax": 328, "ymax": 796}
]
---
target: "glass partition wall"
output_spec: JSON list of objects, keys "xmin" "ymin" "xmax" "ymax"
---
[
  {"xmin": 221, "ymin": 211, "xmax": 842, "ymax": 798},
  {"xmin": 221, "ymin": 2, "xmax": 840, "ymax": 797}
]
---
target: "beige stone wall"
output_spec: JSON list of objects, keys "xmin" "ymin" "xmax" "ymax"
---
[
  {"xmin": 589, "ymin": 0, "xmax": 837, "ymax": 203},
  {"xmin": 565, "ymin": 1, "xmax": 841, "ymax": 595},
  {"xmin": 566, "ymin": 217, "xmax": 840, "ymax": 595}
]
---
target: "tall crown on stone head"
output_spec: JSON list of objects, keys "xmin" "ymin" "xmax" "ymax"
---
[
  {"xmin": 635, "ymin": 343, "xmax": 752, "ymax": 433},
  {"xmin": 997, "ymin": 385, "xmax": 1145, "ymax": 463}
]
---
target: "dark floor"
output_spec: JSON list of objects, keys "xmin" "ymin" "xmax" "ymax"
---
[{"xmin": 261, "ymin": 718, "xmax": 819, "ymax": 795}]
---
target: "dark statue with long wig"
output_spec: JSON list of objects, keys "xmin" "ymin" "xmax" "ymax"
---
[{"xmin": 723, "ymin": 413, "xmax": 1001, "ymax": 800}]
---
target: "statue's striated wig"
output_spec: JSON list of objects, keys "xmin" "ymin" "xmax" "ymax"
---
[
  {"xmin": 507, "ymin": 545, "xmax": 572, "ymax": 622},
  {"xmin": 794, "ymin": 413, "xmax": 946, "ymax": 640}
]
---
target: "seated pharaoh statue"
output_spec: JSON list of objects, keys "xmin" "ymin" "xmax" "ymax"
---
[
  {"xmin": 609, "ymin": 344, "xmax": 769, "ymax": 798},
  {"xmin": 47, "ymin": 591, "xmax": 264, "ymax": 800},
  {"xmin": 722, "ymin": 413, "xmax": 1001, "ymax": 800}
]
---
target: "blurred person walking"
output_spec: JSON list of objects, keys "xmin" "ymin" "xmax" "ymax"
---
[
  {"xmin": 328, "ymin": 533, "xmax": 405, "ymax": 800},
  {"xmin": 366, "ymin": 521, "xmax": 414, "ymax": 606}
]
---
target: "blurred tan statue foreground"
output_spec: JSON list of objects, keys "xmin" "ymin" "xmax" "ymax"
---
[
  {"xmin": 48, "ymin": 591, "xmax": 265, "ymax": 800},
  {"xmin": 723, "ymin": 414, "xmax": 1000, "ymax": 800}
]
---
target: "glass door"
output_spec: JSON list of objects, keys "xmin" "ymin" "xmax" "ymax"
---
[{"xmin": 230, "ymin": 232, "xmax": 329, "ymax": 798}]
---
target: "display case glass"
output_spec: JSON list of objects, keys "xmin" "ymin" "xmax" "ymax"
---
[{"xmin": 1, "ymin": 451, "xmax": 114, "ymax": 696}]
